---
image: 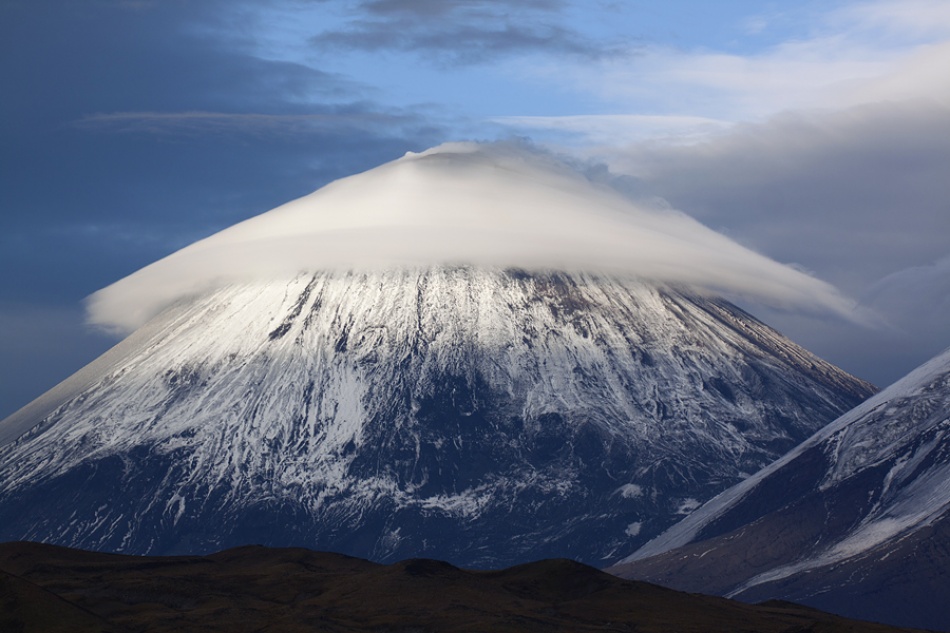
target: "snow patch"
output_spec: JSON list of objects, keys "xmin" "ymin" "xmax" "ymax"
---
[
  {"xmin": 617, "ymin": 483, "xmax": 644, "ymax": 499},
  {"xmin": 676, "ymin": 498, "xmax": 701, "ymax": 514}
]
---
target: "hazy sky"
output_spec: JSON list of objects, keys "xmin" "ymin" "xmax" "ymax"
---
[{"xmin": 1, "ymin": 0, "xmax": 948, "ymax": 418}]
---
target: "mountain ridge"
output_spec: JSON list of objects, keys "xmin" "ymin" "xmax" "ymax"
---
[{"xmin": 610, "ymin": 346, "xmax": 950, "ymax": 630}]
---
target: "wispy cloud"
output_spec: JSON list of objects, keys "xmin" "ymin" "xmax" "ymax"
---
[
  {"xmin": 490, "ymin": 0, "xmax": 950, "ymax": 385},
  {"xmin": 591, "ymin": 101, "xmax": 950, "ymax": 285},
  {"xmin": 359, "ymin": 0, "xmax": 566, "ymax": 16},
  {"xmin": 828, "ymin": 0, "xmax": 950, "ymax": 39},
  {"xmin": 508, "ymin": 0, "xmax": 950, "ymax": 134},
  {"xmin": 864, "ymin": 256, "xmax": 950, "ymax": 337},
  {"xmin": 76, "ymin": 110, "xmax": 429, "ymax": 138},
  {"xmin": 492, "ymin": 114, "xmax": 730, "ymax": 146},
  {"xmin": 494, "ymin": 1, "xmax": 950, "ymax": 285},
  {"xmin": 309, "ymin": 0, "xmax": 630, "ymax": 65},
  {"xmin": 550, "ymin": 39, "xmax": 948, "ymax": 126}
]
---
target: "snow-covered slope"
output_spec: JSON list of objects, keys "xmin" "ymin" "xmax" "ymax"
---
[
  {"xmin": 611, "ymin": 346, "xmax": 950, "ymax": 630},
  {"xmin": 0, "ymin": 267, "xmax": 873, "ymax": 567}
]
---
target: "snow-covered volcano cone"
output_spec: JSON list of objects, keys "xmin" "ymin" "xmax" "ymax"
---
[{"xmin": 0, "ymin": 144, "xmax": 874, "ymax": 566}]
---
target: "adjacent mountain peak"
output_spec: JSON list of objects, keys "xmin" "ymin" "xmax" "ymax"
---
[
  {"xmin": 86, "ymin": 142, "xmax": 856, "ymax": 334},
  {"xmin": 611, "ymin": 345, "xmax": 950, "ymax": 630}
]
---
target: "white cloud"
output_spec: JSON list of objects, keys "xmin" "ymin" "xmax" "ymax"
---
[
  {"xmin": 76, "ymin": 110, "xmax": 422, "ymax": 138},
  {"xmin": 490, "ymin": 1, "xmax": 950, "ymax": 385},
  {"xmin": 587, "ymin": 100, "xmax": 950, "ymax": 388},
  {"xmin": 505, "ymin": 0, "xmax": 950, "ymax": 143},
  {"xmin": 864, "ymin": 256, "xmax": 950, "ymax": 335},
  {"xmin": 599, "ymin": 101, "xmax": 950, "ymax": 293},
  {"xmin": 86, "ymin": 142, "xmax": 859, "ymax": 334},
  {"xmin": 750, "ymin": 255, "xmax": 950, "ymax": 388},
  {"xmin": 492, "ymin": 114, "xmax": 729, "ymax": 147},
  {"xmin": 829, "ymin": 0, "xmax": 950, "ymax": 40}
]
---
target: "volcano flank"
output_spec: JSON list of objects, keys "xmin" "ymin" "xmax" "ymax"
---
[{"xmin": 0, "ymin": 143, "xmax": 874, "ymax": 567}]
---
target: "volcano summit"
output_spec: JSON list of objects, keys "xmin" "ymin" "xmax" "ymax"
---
[{"xmin": 0, "ymin": 144, "xmax": 874, "ymax": 567}]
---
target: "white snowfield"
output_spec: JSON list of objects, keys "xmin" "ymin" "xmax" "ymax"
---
[
  {"xmin": 86, "ymin": 142, "xmax": 856, "ymax": 334},
  {"xmin": 3, "ymin": 270, "xmax": 841, "ymax": 497},
  {"xmin": 623, "ymin": 345, "xmax": 950, "ymax": 594}
]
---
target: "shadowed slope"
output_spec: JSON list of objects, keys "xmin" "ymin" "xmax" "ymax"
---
[
  {"xmin": 0, "ymin": 567, "xmax": 111, "ymax": 633},
  {"xmin": 611, "ymin": 347, "xmax": 950, "ymax": 631}
]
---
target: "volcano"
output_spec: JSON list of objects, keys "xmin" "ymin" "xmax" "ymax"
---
[{"xmin": 0, "ymin": 144, "xmax": 874, "ymax": 567}]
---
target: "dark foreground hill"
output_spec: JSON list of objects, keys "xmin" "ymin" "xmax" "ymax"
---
[{"xmin": 0, "ymin": 542, "xmax": 929, "ymax": 633}]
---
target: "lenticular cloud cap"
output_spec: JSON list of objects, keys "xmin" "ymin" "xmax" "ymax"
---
[{"xmin": 87, "ymin": 141, "xmax": 857, "ymax": 334}]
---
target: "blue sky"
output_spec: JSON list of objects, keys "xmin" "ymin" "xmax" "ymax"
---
[{"xmin": 1, "ymin": 0, "xmax": 949, "ymax": 418}]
